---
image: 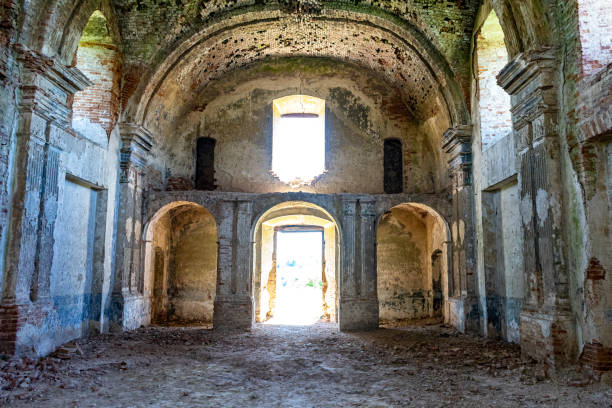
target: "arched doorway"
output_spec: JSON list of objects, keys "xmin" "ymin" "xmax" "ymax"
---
[
  {"xmin": 143, "ymin": 202, "xmax": 218, "ymax": 326},
  {"xmin": 376, "ymin": 203, "xmax": 450, "ymax": 327},
  {"xmin": 252, "ymin": 201, "xmax": 340, "ymax": 325}
]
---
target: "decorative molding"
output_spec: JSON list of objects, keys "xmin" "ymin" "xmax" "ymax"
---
[
  {"xmin": 342, "ymin": 199, "xmax": 357, "ymax": 216},
  {"xmin": 14, "ymin": 44, "xmax": 91, "ymax": 126},
  {"xmin": 359, "ymin": 199, "xmax": 376, "ymax": 217},
  {"xmin": 119, "ymin": 123, "xmax": 153, "ymax": 182},
  {"xmin": 497, "ymin": 48, "xmax": 558, "ymax": 132},
  {"xmin": 443, "ymin": 125, "xmax": 473, "ymax": 187}
]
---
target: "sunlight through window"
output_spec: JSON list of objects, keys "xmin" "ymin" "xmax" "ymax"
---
[{"xmin": 272, "ymin": 95, "xmax": 326, "ymax": 185}]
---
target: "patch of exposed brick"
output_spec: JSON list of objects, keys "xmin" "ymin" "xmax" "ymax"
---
[
  {"xmin": 166, "ymin": 177, "xmax": 194, "ymax": 191},
  {"xmin": 580, "ymin": 341, "xmax": 612, "ymax": 372},
  {"xmin": 586, "ymin": 257, "xmax": 606, "ymax": 280}
]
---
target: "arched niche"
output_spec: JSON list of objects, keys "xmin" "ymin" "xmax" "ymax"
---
[
  {"xmin": 143, "ymin": 201, "xmax": 218, "ymax": 326},
  {"xmin": 376, "ymin": 203, "xmax": 451, "ymax": 326}
]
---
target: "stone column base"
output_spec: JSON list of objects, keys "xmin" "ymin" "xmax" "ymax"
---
[
  {"xmin": 446, "ymin": 296, "xmax": 480, "ymax": 334},
  {"xmin": 122, "ymin": 294, "xmax": 151, "ymax": 331},
  {"xmin": 214, "ymin": 296, "xmax": 253, "ymax": 331},
  {"xmin": 0, "ymin": 301, "xmax": 53, "ymax": 357},
  {"xmin": 107, "ymin": 293, "xmax": 151, "ymax": 332},
  {"xmin": 520, "ymin": 307, "xmax": 577, "ymax": 366},
  {"xmin": 339, "ymin": 297, "xmax": 378, "ymax": 331}
]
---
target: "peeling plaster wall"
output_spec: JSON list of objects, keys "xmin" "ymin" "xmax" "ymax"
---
[
  {"xmin": 166, "ymin": 208, "xmax": 218, "ymax": 323},
  {"xmin": 149, "ymin": 213, "xmax": 171, "ymax": 323},
  {"xmin": 149, "ymin": 59, "xmax": 440, "ymax": 195},
  {"xmin": 499, "ymin": 183, "xmax": 523, "ymax": 343},
  {"xmin": 377, "ymin": 206, "xmax": 443, "ymax": 321},
  {"xmin": 554, "ymin": 0, "xmax": 611, "ymax": 369},
  {"xmin": 49, "ymin": 180, "xmax": 98, "ymax": 345},
  {"xmin": 114, "ymin": 1, "xmax": 479, "ymax": 113},
  {"xmin": 471, "ymin": 3, "xmax": 523, "ymax": 342}
]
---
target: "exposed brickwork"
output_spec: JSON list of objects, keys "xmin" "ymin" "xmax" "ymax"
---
[
  {"xmin": 586, "ymin": 257, "xmax": 606, "ymax": 280},
  {"xmin": 114, "ymin": 0, "xmax": 479, "ymax": 115},
  {"xmin": 72, "ymin": 43, "xmax": 120, "ymax": 137},
  {"xmin": 0, "ymin": 303, "xmax": 48, "ymax": 355},
  {"xmin": 578, "ymin": 0, "xmax": 612, "ymax": 76},
  {"xmin": 166, "ymin": 177, "xmax": 194, "ymax": 191},
  {"xmin": 580, "ymin": 341, "xmax": 612, "ymax": 372},
  {"xmin": 476, "ymin": 11, "xmax": 512, "ymax": 150}
]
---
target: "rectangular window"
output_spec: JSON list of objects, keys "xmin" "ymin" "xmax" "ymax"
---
[
  {"xmin": 384, "ymin": 138, "xmax": 403, "ymax": 194},
  {"xmin": 195, "ymin": 137, "xmax": 216, "ymax": 190}
]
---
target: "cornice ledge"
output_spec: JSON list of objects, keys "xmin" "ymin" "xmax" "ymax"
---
[
  {"xmin": 497, "ymin": 47, "xmax": 556, "ymax": 95},
  {"xmin": 14, "ymin": 44, "xmax": 91, "ymax": 94}
]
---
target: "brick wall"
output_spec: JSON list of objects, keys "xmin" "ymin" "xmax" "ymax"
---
[
  {"xmin": 72, "ymin": 42, "xmax": 120, "ymax": 139},
  {"xmin": 477, "ymin": 11, "xmax": 512, "ymax": 150},
  {"xmin": 578, "ymin": 0, "xmax": 612, "ymax": 76}
]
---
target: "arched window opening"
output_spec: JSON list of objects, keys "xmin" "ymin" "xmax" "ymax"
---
[
  {"xmin": 476, "ymin": 11, "xmax": 512, "ymax": 150},
  {"xmin": 383, "ymin": 138, "xmax": 403, "ymax": 194},
  {"xmin": 195, "ymin": 137, "xmax": 216, "ymax": 190},
  {"xmin": 578, "ymin": 0, "xmax": 612, "ymax": 76},
  {"xmin": 72, "ymin": 11, "xmax": 120, "ymax": 143},
  {"xmin": 272, "ymin": 95, "xmax": 326, "ymax": 186}
]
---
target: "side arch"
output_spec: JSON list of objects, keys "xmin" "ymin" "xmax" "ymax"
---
[{"xmin": 141, "ymin": 201, "xmax": 218, "ymax": 326}]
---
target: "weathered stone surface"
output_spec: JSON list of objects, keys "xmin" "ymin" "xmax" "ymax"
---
[{"xmin": 0, "ymin": 0, "xmax": 609, "ymax": 387}]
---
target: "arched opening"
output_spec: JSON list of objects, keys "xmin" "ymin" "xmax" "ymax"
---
[
  {"xmin": 71, "ymin": 10, "xmax": 120, "ymax": 143},
  {"xmin": 143, "ymin": 202, "xmax": 218, "ymax": 326},
  {"xmin": 377, "ymin": 203, "xmax": 449, "ymax": 327},
  {"xmin": 474, "ymin": 8, "xmax": 524, "ymax": 342},
  {"xmin": 578, "ymin": 0, "xmax": 612, "ymax": 76},
  {"xmin": 252, "ymin": 201, "xmax": 340, "ymax": 326},
  {"xmin": 476, "ymin": 10, "xmax": 512, "ymax": 150}
]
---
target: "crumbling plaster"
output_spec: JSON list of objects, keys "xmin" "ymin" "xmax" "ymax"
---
[{"xmin": 149, "ymin": 57, "xmax": 442, "ymax": 194}]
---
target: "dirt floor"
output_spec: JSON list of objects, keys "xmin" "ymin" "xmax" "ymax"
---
[{"xmin": 1, "ymin": 322, "xmax": 610, "ymax": 407}]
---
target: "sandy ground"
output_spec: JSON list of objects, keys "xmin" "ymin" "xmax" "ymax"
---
[{"xmin": 1, "ymin": 322, "xmax": 610, "ymax": 407}]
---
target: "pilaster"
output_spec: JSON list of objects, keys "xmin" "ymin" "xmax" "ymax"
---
[
  {"xmin": 0, "ymin": 46, "xmax": 90, "ymax": 355},
  {"xmin": 111, "ymin": 123, "xmax": 152, "ymax": 331},
  {"xmin": 498, "ymin": 48, "xmax": 576, "ymax": 365},
  {"xmin": 213, "ymin": 199, "xmax": 254, "ymax": 330},
  {"xmin": 443, "ymin": 125, "xmax": 479, "ymax": 333},
  {"xmin": 339, "ymin": 198, "xmax": 378, "ymax": 331}
]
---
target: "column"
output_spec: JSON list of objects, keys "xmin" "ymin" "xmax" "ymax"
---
[
  {"xmin": 213, "ymin": 199, "xmax": 254, "ymax": 330},
  {"xmin": 442, "ymin": 124, "xmax": 480, "ymax": 334},
  {"xmin": 339, "ymin": 198, "xmax": 378, "ymax": 331},
  {"xmin": 498, "ymin": 48, "xmax": 576, "ymax": 365},
  {"xmin": 110, "ymin": 123, "xmax": 152, "ymax": 331}
]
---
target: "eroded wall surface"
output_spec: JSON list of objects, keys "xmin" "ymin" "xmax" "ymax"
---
[
  {"xmin": 147, "ymin": 59, "xmax": 440, "ymax": 195},
  {"xmin": 377, "ymin": 206, "xmax": 444, "ymax": 321},
  {"xmin": 167, "ymin": 208, "xmax": 217, "ymax": 323}
]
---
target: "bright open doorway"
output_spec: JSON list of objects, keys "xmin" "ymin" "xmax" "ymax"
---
[{"xmin": 266, "ymin": 227, "xmax": 325, "ymax": 325}]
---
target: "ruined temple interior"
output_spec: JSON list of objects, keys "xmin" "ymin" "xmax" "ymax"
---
[{"xmin": 0, "ymin": 0, "xmax": 610, "ymax": 406}]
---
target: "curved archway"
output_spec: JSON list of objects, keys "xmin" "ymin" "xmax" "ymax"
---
[
  {"xmin": 143, "ymin": 201, "xmax": 218, "ymax": 326},
  {"xmin": 376, "ymin": 203, "xmax": 451, "ymax": 327},
  {"xmin": 252, "ymin": 201, "xmax": 341, "ymax": 326},
  {"xmin": 71, "ymin": 10, "xmax": 120, "ymax": 143},
  {"xmin": 127, "ymin": 9, "xmax": 468, "ymax": 128}
]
